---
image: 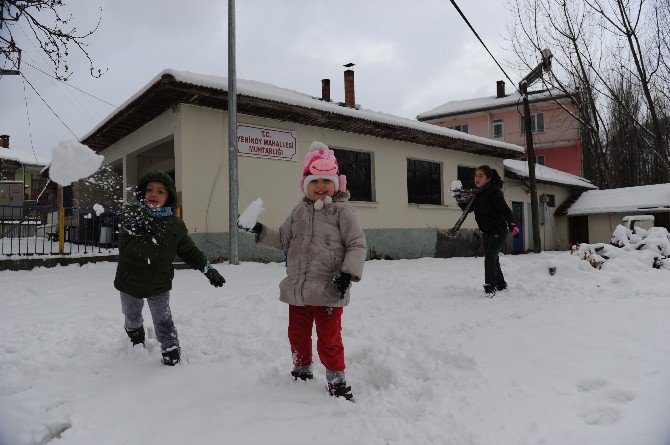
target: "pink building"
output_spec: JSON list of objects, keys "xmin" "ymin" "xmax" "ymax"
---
[{"xmin": 416, "ymin": 81, "xmax": 582, "ymax": 176}]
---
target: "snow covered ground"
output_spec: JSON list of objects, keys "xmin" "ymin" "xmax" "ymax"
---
[{"xmin": 1, "ymin": 252, "xmax": 669, "ymax": 445}]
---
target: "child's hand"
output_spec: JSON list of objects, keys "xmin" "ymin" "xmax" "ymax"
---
[
  {"xmin": 332, "ymin": 272, "xmax": 352, "ymax": 299},
  {"xmin": 238, "ymin": 222, "xmax": 263, "ymax": 235},
  {"xmin": 205, "ymin": 268, "xmax": 225, "ymax": 287}
]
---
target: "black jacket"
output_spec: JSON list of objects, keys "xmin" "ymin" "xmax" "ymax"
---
[{"xmin": 458, "ymin": 183, "xmax": 514, "ymax": 234}]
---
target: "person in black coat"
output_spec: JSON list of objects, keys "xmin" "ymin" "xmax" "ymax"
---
[{"xmin": 457, "ymin": 165, "xmax": 519, "ymax": 296}]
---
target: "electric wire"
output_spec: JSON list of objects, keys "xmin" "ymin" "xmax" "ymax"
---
[
  {"xmin": 448, "ymin": 0, "xmax": 518, "ymax": 91},
  {"xmin": 21, "ymin": 75, "xmax": 39, "ymax": 164},
  {"xmin": 21, "ymin": 72, "xmax": 78, "ymax": 139},
  {"xmin": 23, "ymin": 60, "xmax": 115, "ymax": 107}
]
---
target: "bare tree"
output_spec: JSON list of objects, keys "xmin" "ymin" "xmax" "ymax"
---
[
  {"xmin": 506, "ymin": 0, "xmax": 670, "ymax": 187},
  {"xmin": 0, "ymin": 0, "xmax": 104, "ymax": 80}
]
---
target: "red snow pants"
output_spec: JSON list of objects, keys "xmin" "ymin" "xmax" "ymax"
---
[{"xmin": 288, "ymin": 304, "xmax": 345, "ymax": 372}]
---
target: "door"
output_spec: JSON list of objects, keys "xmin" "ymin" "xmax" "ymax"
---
[
  {"xmin": 568, "ymin": 215, "xmax": 589, "ymax": 245},
  {"xmin": 512, "ymin": 201, "xmax": 524, "ymax": 253}
]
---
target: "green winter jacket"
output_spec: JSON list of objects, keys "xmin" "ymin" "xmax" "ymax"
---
[{"xmin": 114, "ymin": 171, "xmax": 208, "ymax": 299}]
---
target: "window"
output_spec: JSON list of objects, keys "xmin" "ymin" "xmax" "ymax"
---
[
  {"xmin": 520, "ymin": 113, "xmax": 544, "ymax": 133},
  {"xmin": 519, "ymin": 156, "xmax": 544, "ymax": 165},
  {"xmin": 457, "ymin": 166, "xmax": 477, "ymax": 190},
  {"xmin": 331, "ymin": 148, "xmax": 373, "ymax": 202},
  {"xmin": 542, "ymin": 193, "xmax": 555, "ymax": 207},
  {"xmin": 492, "ymin": 119, "xmax": 504, "ymax": 139},
  {"xmin": 448, "ymin": 124, "xmax": 469, "ymax": 134},
  {"xmin": 407, "ymin": 159, "xmax": 442, "ymax": 205}
]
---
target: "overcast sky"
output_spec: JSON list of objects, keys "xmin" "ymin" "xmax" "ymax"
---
[{"xmin": 1, "ymin": 0, "xmax": 520, "ymax": 160}]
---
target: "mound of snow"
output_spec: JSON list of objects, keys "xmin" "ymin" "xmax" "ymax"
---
[{"xmin": 573, "ymin": 224, "xmax": 670, "ymax": 270}]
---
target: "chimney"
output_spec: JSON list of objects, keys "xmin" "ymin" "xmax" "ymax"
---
[
  {"xmin": 0, "ymin": 135, "xmax": 8, "ymax": 148},
  {"xmin": 344, "ymin": 69, "xmax": 355, "ymax": 108},
  {"xmin": 321, "ymin": 78, "xmax": 331, "ymax": 102},
  {"xmin": 496, "ymin": 80, "xmax": 506, "ymax": 98}
]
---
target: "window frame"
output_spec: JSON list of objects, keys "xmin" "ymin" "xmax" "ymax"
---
[
  {"xmin": 492, "ymin": 119, "xmax": 504, "ymax": 139},
  {"xmin": 520, "ymin": 112, "xmax": 545, "ymax": 133},
  {"xmin": 331, "ymin": 146, "xmax": 375, "ymax": 202},
  {"xmin": 407, "ymin": 157, "xmax": 443, "ymax": 205},
  {"xmin": 448, "ymin": 124, "xmax": 469, "ymax": 134},
  {"xmin": 457, "ymin": 165, "xmax": 477, "ymax": 191}
]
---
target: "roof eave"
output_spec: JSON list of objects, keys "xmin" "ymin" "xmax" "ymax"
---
[
  {"xmin": 417, "ymin": 92, "xmax": 574, "ymax": 122},
  {"xmin": 504, "ymin": 169, "xmax": 594, "ymax": 190},
  {"xmin": 82, "ymin": 75, "xmax": 518, "ymax": 158}
]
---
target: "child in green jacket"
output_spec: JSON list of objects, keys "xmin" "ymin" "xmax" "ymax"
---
[{"xmin": 114, "ymin": 171, "xmax": 225, "ymax": 365}]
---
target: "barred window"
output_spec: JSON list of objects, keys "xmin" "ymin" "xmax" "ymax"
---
[
  {"xmin": 331, "ymin": 148, "xmax": 373, "ymax": 202},
  {"xmin": 407, "ymin": 159, "xmax": 442, "ymax": 205}
]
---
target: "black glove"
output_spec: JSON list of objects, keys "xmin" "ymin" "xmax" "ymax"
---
[
  {"xmin": 238, "ymin": 222, "xmax": 262, "ymax": 235},
  {"xmin": 205, "ymin": 268, "xmax": 225, "ymax": 287},
  {"xmin": 332, "ymin": 272, "xmax": 352, "ymax": 299}
]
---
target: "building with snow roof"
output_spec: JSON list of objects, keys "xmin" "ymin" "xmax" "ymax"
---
[
  {"xmin": 501, "ymin": 160, "xmax": 597, "ymax": 252},
  {"xmin": 417, "ymin": 82, "xmax": 583, "ymax": 177},
  {"xmin": 80, "ymin": 69, "xmax": 588, "ymax": 260},
  {"xmin": 0, "ymin": 134, "xmax": 53, "ymax": 202},
  {"xmin": 559, "ymin": 183, "xmax": 670, "ymax": 244}
]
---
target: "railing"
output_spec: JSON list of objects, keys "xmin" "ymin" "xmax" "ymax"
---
[{"xmin": 0, "ymin": 205, "xmax": 122, "ymax": 257}]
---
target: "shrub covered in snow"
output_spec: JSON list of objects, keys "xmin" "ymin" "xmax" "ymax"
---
[{"xmin": 571, "ymin": 224, "xmax": 670, "ymax": 270}]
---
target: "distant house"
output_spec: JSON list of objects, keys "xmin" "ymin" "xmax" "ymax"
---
[
  {"xmin": 561, "ymin": 183, "xmax": 670, "ymax": 244},
  {"xmin": 417, "ymin": 82, "xmax": 582, "ymax": 177},
  {"xmin": 0, "ymin": 134, "xmax": 53, "ymax": 202}
]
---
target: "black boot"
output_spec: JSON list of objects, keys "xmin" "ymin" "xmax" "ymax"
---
[
  {"xmin": 483, "ymin": 284, "xmax": 496, "ymax": 297},
  {"xmin": 161, "ymin": 347, "xmax": 180, "ymax": 366},
  {"xmin": 291, "ymin": 370, "xmax": 314, "ymax": 381},
  {"xmin": 495, "ymin": 282, "xmax": 507, "ymax": 291},
  {"xmin": 125, "ymin": 326, "xmax": 145, "ymax": 346},
  {"xmin": 328, "ymin": 381, "xmax": 354, "ymax": 402}
]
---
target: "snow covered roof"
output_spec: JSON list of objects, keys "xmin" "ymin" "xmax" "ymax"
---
[
  {"xmin": 567, "ymin": 183, "xmax": 670, "ymax": 216},
  {"xmin": 417, "ymin": 89, "xmax": 572, "ymax": 121},
  {"xmin": 503, "ymin": 159, "xmax": 597, "ymax": 189},
  {"xmin": 0, "ymin": 146, "xmax": 49, "ymax": 167},
  {"xmin": 82, "ymin": 69, "xmax": 524, "ymax": 157}
]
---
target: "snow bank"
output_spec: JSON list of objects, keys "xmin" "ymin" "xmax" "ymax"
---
[
  {"xmin": 572, "ymin": 224, "xmax": 670, "ymax": 270},
  {"xmin": 48, "ymin": 140, "xmax": 104, "ymax": 186}
]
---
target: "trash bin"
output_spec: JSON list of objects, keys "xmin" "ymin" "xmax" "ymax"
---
[{"xmin": 100, "ymin": 226, "xmax": 112, "ymax": 245}]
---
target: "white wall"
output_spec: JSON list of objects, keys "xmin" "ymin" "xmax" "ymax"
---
[
  {"xmin": 505, "ymin": 181, "xmax": 572, "ymax": 251},
  {"xmin": 176, "ymin": 104, "xmax": 506, "ymax": 233}
]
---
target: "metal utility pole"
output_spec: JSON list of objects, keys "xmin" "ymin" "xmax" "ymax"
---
[
  {"xmin": 518, "ymin": 48, "xmax": 553, "ymax": 254},
  {"xmin": 227, "ymin": 0, "xmax": 239, "ymax": 265}
]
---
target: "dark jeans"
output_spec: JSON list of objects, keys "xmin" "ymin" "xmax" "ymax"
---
[
  {"xmin": 120, "ymin": 291, "xmax": 178, "ymax": 351},
  {"xmin": 482, "ymin": 228, "xmax": 508, "ymax": 287}
]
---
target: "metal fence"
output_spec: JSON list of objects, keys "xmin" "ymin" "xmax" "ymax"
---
[{"xmin": 0, "ymin": 205, "xmax": 122, "ymax": 256}]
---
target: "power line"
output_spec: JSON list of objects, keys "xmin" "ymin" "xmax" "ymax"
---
[
  {"xmin": 21, "ymin": 76, "xmax": 39, "ymax": 164},
  {"xmin": 23, "ymin": 60, "xmax": 116, "ymax": 107},
  {"xmin": 448, "ymin": 0, "xmax": 518, "ymax": 91},
  {"xmin": 21, "ymin": 72, "xmax": 79, "ymax": 139}
]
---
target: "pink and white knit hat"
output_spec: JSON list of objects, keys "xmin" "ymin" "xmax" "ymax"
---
[{"xmin": 301, "ymin": 141, "xmax": 347, "ymax": 195}]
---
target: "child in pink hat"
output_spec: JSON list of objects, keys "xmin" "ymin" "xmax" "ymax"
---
[{"xmin": 240, "ymin": 141, "xmax": 366, "ymax": 401}]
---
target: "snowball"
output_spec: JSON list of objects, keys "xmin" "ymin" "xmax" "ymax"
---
[
  {"xmin": 449, "ymin": 180, "xmax": 463, "ymax": 194},
  {"xmin": 93, "ymin": 204, "xmax": 105, "ymax": 216},
  {"xmin": 238, "ymin": 198, "xmax": 265, "ymax": 229},
  {"xmin": 49, "ymin": 140, "xmax": 104, "ymax": 186}
]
